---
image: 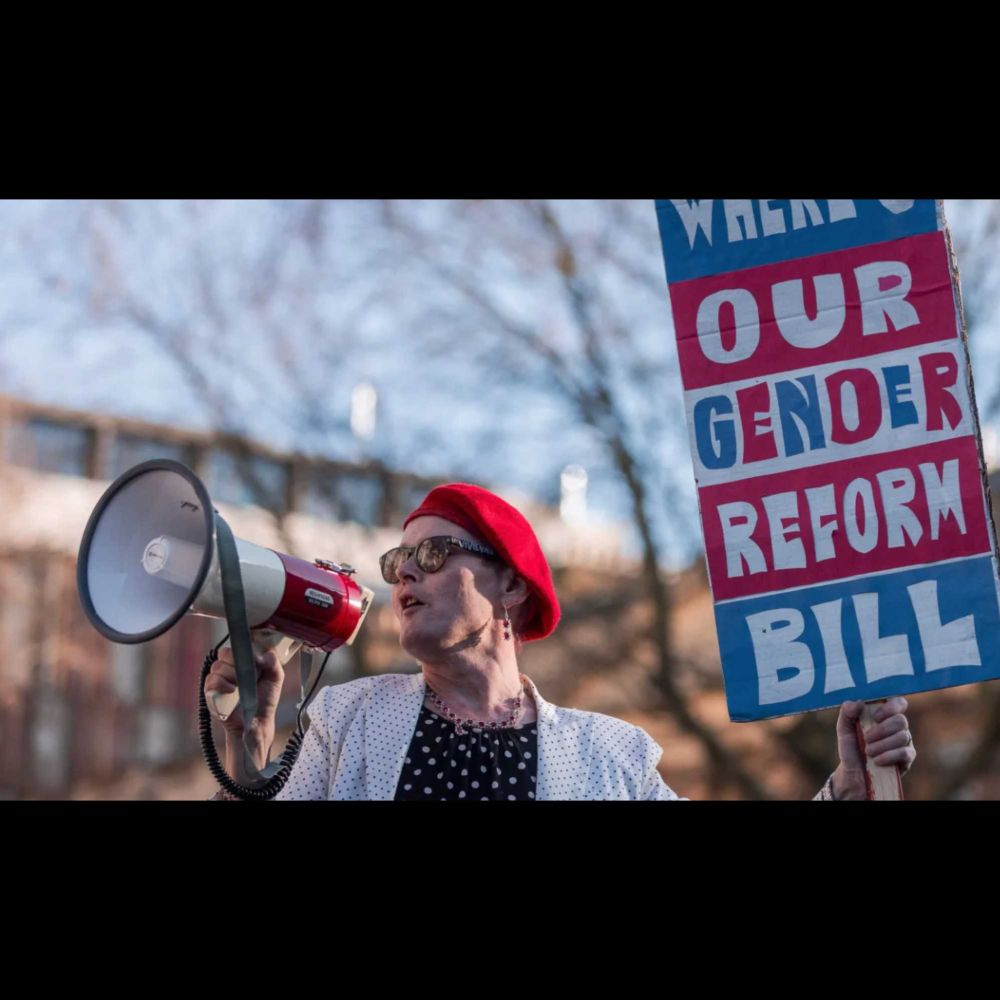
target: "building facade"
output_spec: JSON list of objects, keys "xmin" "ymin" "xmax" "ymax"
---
[{"xmin": 0, "ymin": 394, "xmax": 628, "ymax": 799}]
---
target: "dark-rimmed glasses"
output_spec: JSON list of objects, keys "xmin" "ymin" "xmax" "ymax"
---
[{"xmin": 379, "ymin": 535, "xmax": 498, "ymax": 584}]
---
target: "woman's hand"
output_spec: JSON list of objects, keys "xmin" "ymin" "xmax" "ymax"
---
[
  {"xmin": 204, "ymin": 646, "xmax": 285, "ymax": 776},
  {"xmin": 831, "ymin": 697, "xmax": 916, "ymax": 800}
]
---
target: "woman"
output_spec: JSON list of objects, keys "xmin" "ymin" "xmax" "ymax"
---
[{"xmin": 207, "ymin": 483, "xmax": 917, "ymax": 800}]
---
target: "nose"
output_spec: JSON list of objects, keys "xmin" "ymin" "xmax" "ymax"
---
[{"xmin": 396, "ymin": 550, "xmax": 420, "ymax": 583}]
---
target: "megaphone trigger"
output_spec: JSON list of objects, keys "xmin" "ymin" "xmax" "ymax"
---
[{"xmin": 252, "ymin": 630, "xmax": 303, "ymax": 666}]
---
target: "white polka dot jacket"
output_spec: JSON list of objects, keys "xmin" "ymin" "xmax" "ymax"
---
[{"xmin": 272, "ymin": 672, "xmax": 687, "ymax": 801}]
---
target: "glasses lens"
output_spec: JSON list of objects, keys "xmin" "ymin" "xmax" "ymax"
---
[
  {"xmin": 380, "ymin": 547, "xmax": 408, "ymax": 584},
  {"xmin": 416, "ymin": 537, "xmax": 449, "ymax": 573}
]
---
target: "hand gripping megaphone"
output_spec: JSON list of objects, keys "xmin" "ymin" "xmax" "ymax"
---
[{"xmin": 76, "ymin": 459, "xmax": 374, "ymax": 798}]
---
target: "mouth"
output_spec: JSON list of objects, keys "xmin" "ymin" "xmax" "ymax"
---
[{"xmin": 400, "ymin": 596, "xmax": 426, "ymax": 615}]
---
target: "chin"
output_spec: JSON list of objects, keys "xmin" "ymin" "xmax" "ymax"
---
[
  {"xmin": 398, "ymin": 624, "xmax": 437, "ymax": 659},
  {"xmin": 400, "ymin": 623, "xmax": 472, "ymax": 661}
]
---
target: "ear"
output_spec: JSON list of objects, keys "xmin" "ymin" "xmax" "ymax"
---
[{"xmin": 498, "ymin": 567, "xmax": 530, "ymax": 610}]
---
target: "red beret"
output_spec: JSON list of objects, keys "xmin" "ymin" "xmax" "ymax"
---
[{"xmin": 403, "ymin": 483, "xmax": 560, "ymax": 642}]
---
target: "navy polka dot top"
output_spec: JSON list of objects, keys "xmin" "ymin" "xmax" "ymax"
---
[{"xmin": 394, "ymin": 706, "xmax": 538, "ymax": 801}]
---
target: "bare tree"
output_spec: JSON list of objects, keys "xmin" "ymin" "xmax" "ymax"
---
[
  {"xmin": 11, "ymin": 198, "xmax": 1000, "ymax": 798},
  {"xmin": 9, "ymin": 200, "xmax": 415, "ymax": 684},
  {"xmin": 12, "ymin": 202, "xmax": 400, "ymax": 519}
]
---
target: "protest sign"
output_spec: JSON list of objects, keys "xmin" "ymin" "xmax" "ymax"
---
[{"xmin": 655, "ymin": 199, "xmax": 1000, "ymax": 721}]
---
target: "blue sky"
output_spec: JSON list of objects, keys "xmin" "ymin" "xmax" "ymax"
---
[{"xmin": 1, "ymin": 200, "xmax": 996, "ymax": 569}]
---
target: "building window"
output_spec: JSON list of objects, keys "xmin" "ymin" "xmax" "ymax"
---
[
  {"xmin": 302, "ymin": 469, "xmax": 383, "ymax": 526},
  {"xmin": 207, "ymin": 450, "xmax": 289, "ymax": 511},
  {"xmin": 7, "ymin": 418, "xmax": 93, "ymax": 477},
  {"xmin": 135, "ymin": 705, "xmax": 182, "ymax": 767},
  {"xmin": 109, "ymin": 434, "xmax": 192, "ymax": 480}
]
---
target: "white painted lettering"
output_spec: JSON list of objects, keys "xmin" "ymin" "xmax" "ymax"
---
[
  {"xmin": 746, "ymin": 608, "xmax": 815, "ymax": 705},
  {"xmin": 670, "ymin": 199, "xmax": 715, "ymax": 250},
  {"xmin": 852, "ymin": 592, "xmax": 914, "ymax": 681},
  {"xmin": 804, "ymin": 484, "xmax": 838, "ymax": 562},
  {"xmin": 772, "ymin": 273, "xmax": 846, "ymax": 349},
  {"xmin": 812, "ymin": 599, "xmax": 856, "ymax": 693},
  {"xmin": 843, "ymin": 478, "xmax": 879, "ymax": 553},
  {"xmin": 763, "ymin": 491, "xmax": 806, "ymax": 570},
  {"xmin": 718, "ymin": 502, "xmax": 767, "ymax": 578},
  {"xmin": 918, "ymin": 460, "xmax": 966, "ymax": 540},
  {"xmin": 875, "ymin": 468, "xmax": 923, "ymax": 549},
  {"xmin": 907, "ymin": 579, "xmax": 981, "ymax": 672},
  {"xmin": 723, "ymin": 200, "xmax": 758, "ymax": 242},
  {"xmin": 826, "ymin": 200, "xmax": 858, "ymax": 223},
  {"xmin": 789, "ymin": 200, "xmax": 824, "ymax": 230},
  {"xmin": 696, "ymin": 288, "xmax": 760, "ymax": 363},
  {"xmin": 854, "ymin": 260, "xmax": 920, "ymax": 335},
  {"xmin": 758, "ymin": 200, "xmax": 787, "ymax": 237},
  {"xmin": 879, "ymin": 199, "xmax": 915, "ymax": 215}
]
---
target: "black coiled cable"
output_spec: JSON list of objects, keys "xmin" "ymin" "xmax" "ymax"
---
[{"xmin": 197, "ymin": 637, "xmax": 309, "ymax": 801}]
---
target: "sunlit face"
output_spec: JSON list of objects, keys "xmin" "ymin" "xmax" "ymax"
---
[{"xmin": 390, "ymin": 515, "xmax": 507, "ymax": 659}]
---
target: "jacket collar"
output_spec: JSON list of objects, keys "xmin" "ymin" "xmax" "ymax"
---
[
  {"xmin": 361, "ymin": 669, "xmax": 559, "ymax": 800},
  {"xmin": 522, "ymin": 675, "xmax": 558, "ymax": 727}
]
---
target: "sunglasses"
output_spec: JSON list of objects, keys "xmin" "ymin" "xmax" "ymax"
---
[{"xmin": 379, "ymin": 535, "xmax": 498, "ymax": 584}]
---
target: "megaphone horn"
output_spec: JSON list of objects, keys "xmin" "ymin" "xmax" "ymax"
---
[{"xmin": 77, "ymin": 459, "xmax": 374, "ymax": 757}]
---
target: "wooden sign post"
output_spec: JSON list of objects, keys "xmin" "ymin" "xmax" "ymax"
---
[{"xmin": 858, "ymin": 700, "xmax": 904, "ymax": 800}]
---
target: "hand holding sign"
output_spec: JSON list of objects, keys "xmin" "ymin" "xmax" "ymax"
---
[{"xmin": 831, "ymin": 698, "xmax": 916, "ymax": 799}]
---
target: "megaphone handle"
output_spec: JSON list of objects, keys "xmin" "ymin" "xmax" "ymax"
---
[{"xmin": 206, "ymin": 631, "xmax": 302, "ymax": 722}]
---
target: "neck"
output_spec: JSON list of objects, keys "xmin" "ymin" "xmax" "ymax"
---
[{"xmin": 419, "ymin": 647, "xmax": 524, "ymax": 724}]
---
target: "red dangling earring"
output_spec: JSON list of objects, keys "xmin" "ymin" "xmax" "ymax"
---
[{"xmin": 503, "ymin": 605, "xmax": 512, "ymax": 641}]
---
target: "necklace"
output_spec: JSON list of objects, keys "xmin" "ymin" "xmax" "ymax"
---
[{"xmin": 425, "ymin": 676, "xmax": 526, "ymax": 736}]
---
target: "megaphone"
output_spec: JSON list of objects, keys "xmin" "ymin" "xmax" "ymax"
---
[{"xmin": 77, "ymin": 458, "xmax": 374, "ymax": 727}]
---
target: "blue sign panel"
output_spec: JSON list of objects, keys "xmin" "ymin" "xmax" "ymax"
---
[
  {"xmin": 655, "ymin": 199, "xmax": 940, "ymax": 282},
  {"xmin": 715, "ymin": 555, "xmax": 1000, "ymax": 721}
]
